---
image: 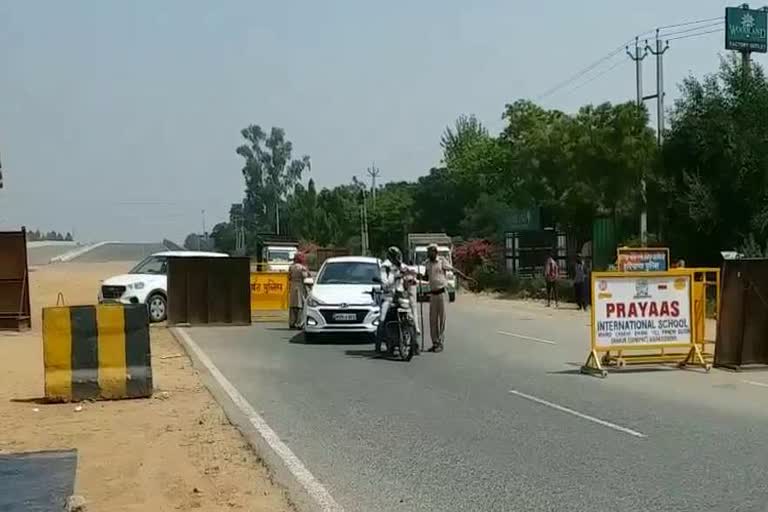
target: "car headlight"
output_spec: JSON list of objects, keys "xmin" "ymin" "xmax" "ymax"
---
[
  {"xmin": 306, "ymin": 296, "xmax": 321, "ymax": 307},
  {"xmin": 127, "ymin": 282, "xmax": 145, "ymax": 290}
]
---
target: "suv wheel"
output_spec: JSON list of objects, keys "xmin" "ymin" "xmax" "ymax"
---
[{"xmin": 147, "ymin": 293, "xmax": 167, "ymax": 322}]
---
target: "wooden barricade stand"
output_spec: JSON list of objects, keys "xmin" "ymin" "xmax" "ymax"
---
[{"xmin": 582, "ymin": 269, "xmax": 717, "ymax": 378}]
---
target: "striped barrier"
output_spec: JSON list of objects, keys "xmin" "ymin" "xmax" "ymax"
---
[{"xmin": 43, "ymin": 304, "xmax": 152, "ymax": 401}]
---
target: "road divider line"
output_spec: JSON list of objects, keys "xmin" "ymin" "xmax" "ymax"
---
[
  {"xmin": 509, "ymin": 390, "xmax": 646, "ymax": 438},
  {"xmin": 174, "ymin": 328, "xmax": 344, "ymax": 512},
  {"xmin": 497, "ymin": 331, "xmax": 557, "ymax": 345},
  {"xmin": 742, "ymin": 380, "xmax": 768, "ymax": 388}
]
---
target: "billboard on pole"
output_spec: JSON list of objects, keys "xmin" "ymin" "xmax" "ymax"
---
[{"xmin": 726, "ymin": 6, "xmax": 768, "ymax": 53}]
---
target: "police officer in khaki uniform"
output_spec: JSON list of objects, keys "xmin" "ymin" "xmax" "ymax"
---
[{"xmin": 423, "ymin": 243, "xmax": 468, "ymax": 352}]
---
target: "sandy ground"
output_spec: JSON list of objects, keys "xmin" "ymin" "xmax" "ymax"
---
[{"xmin": 1, "ymin": 262, "xmax": 293, "ymax": 512}]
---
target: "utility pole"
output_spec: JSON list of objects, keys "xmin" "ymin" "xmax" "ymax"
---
[
  {"xmin": 366, "ymin": 163, "xmax": 381, "ymax": 207},
  {"xmin": 647, "ymin": 31, "xmax": 669, "ymax": 146},
  {"xmin": 627, "ymin": 37, "xmax": 649, "ymax": 246},
  {"xmin": 360, "ymin": 188, "xmax": 370, "ymax": 255}
]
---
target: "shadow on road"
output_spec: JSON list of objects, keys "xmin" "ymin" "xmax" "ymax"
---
[
  {"xmin": 290, "ymin": 333, "xmax": 374, "ymax": 345},
  {"xmin": 344, "ymin": 349, "xmax": 406, "ymax": 362}
]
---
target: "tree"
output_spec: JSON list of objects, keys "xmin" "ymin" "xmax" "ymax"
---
[
  {"xmin": 65, "ymin": 232, "xmax": 73, "ymax": 241},
  {"xmin": 661, "ymin": 56, "xmax": 768, "ymax": 263},
  {"xmin": 236, "ymin": 125, "xmax": 310, "ymax": 234}
]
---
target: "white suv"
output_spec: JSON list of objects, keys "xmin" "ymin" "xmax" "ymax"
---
[
  {"xmin": 98, "ymin": 251, "xmax": 227, "ymax": 322},
  {"xmin": 303, "ymin": 256, "xmax": 382, "ymax": 341}
]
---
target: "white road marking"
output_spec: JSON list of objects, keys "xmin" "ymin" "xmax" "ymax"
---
[
  {"xmin": 497, "ymin": 331, "xmax": 557, "ymax": 345},
  {"xmin": 742, "ymin": 380, "xmax": 768, "ymax": 388},
  {"xmin": 509, "ymin": 390, "xmax": 647, "ymax": 439},
  {"xmin": 175, "ymin": 328, "xmax": 344, "ymax": 512}
]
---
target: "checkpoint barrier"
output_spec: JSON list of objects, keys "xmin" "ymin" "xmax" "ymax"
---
[
  {"xmin": 43, "ymin": 304, "xmax": 152, "ymax": 401},
  {"xmin": 715, "ymin": 259, "xmax": 768, "ymax": 370},
  {"xmin": 0, "ymin": 228, "xmax": 31, "ymax": 331},
  {"xmin": 250, "ymin": 271, "xmax": 289, "ymax": 322},
  {"xmin": 167, "ymin": 256, "xmax": 251, "ymax": 326},
  {"xmin": 582, "ymin": 268, "xmax": 719, "ymax": 377}
]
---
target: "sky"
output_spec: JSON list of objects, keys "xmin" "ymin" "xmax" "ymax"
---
[{"xmin": 0, "ymin": 0, "xmax": 758, "ymax": 242}]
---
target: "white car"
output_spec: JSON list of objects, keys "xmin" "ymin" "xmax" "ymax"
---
[
  {"xmin": 98, "ymin": 251, "xmax": 228, "ymax": 322},
  {"xmin": 303, "ymin": 256, "xmax": 382, "ymax": 341}
]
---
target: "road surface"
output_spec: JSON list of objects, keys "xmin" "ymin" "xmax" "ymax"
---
[
  {"xmin": 185, "ymin": 296, "xmax": 768, "ymax": 512},
  {"xmin": 69, "ymin": 242, "xmax": 166, "ymax": 263}
]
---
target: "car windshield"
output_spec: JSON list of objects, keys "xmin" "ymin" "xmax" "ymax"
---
[
  {"xmin": 268, "ymin": 250, "xmax": 294, "ymax": 262},
  {"xmin": 129, "ymin": 256, "xmax": 167, "ymax": 275},
  {"xmin": 317, "ymin": 262, "xmax": 380, "ymax": 285}
]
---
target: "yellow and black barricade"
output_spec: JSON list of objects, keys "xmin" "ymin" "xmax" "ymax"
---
[
  {"xmin": 43, "ymin": 303, "xmax": 152, "ymax": 401},
  {"xmin": 582, "ymin": 268, "xmax": 719, "ymax": 377}
]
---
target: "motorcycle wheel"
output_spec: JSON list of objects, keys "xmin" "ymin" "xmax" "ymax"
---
[{"xmin": 399, "ymin": 324, "xmax": 415, "ymax": 362}]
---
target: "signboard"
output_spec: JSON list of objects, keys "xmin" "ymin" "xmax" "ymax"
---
[
  {"xmin": 503, "ymin": 208, "xmax": 541, "ymax": 232},
  {"xmin": 617, "ymin": 247, "xmax": 669, "ymax": 272},
  {"xmin": 593, "ymin": 274, "xmax": 692, "ymax": 347},
  {"xmin": 250, "ymin": 271, "xmax": 289, "ymax": 311},
  {"xmin": 726, "ymin": 7, "xmax": 768, "ymax": 53}
]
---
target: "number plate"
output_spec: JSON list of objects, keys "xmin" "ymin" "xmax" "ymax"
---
[{"xmin": 333, "ymin": 313, "xmax": 357, "ymax": 321}]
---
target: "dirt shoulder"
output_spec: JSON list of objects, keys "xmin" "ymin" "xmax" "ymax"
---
[{"xmin": 0, "ymin": 263, "xmax": 293, "ymax": 512}]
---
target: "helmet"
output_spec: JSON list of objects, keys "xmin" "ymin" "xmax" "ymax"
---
[{"xmin": 386, "ymin": 246, "xmax": 402, "ymax": 266}]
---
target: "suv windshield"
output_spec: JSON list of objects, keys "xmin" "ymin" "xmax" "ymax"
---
[
  {"xmin": 268, "ymin": 250, "xmax": 294, "ymax": 262},
  {"xmin": 317, "ymin": 262, "xmax": 380, "ymax": 285},
  {"xmin": 130, "ymin": 256, "xmax": 167, "ymax": 275}
]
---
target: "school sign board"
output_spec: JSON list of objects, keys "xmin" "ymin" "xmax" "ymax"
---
[
  {"xmin": 593, "ymin": 273, "xmax": 692, "ymax": 347},
  {"xmin": 726, "ymin": 6, "xmax": 768, "ymax": 53},
  {"xmin": 617, "ymin": 247, "xmax": 669, "ymax": 272}
]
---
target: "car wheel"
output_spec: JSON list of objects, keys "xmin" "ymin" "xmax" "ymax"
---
[{"xmin": 147, "ymin": 293, "xmax": 167, "ymax": 323}]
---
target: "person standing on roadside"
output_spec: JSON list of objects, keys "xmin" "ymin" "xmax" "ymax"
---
[
  {"xmin": 545, "ymin": 252, "xmax": 559, "ymax": 308},
  {"xmin": 288, "ymin": 253, "xmax": 309, "ymax": 329},
  {"xmin": 573, "ymin": 256, "xmax": 586, "ymax": 311}
]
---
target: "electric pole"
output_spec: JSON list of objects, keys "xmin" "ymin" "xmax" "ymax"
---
[
  {"xmin": 647, "ymin": 31, "xmax": 669, "ymax": 146},
  {"xmin": 627, "ymin": 37, "xmax": 649, "ymax": 246},
  {"xmin": 366, "ymin": 163, "xmax": 381, "ymax": 207},
  {"xmin": 360, "ymin": 188, "xmax": 370, "ymax": 255}
]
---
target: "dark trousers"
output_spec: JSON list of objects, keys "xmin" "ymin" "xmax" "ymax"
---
[
  {"xmin": 574, "ymin": 282, "xmax": 586, "ymax": 310},
  {"xmin": 546, "ymin": 280, "xmax": 558, "ymax": 306}
]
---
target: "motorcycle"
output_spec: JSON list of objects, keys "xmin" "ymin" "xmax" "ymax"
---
[{"xmin": 371, "ymin": 287, "xmax": 419, "ymax": 362}]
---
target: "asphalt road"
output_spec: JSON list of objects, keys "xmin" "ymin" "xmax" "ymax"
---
[
  {"xmin": 186, "ymin": 296, "xmax": 768, "ymax": 512},
  {"xmin": 71, "ymin": 242, "xmax": 166, "ymax": 263}
]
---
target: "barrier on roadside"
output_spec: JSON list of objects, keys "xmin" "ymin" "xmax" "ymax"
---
[
  {"xmin": 167, "ymin": 256, "xmax": 251, "ymax": 326},
  {"xmin": 0, "ymin": 228, "xmax": 31, "ymax": 331},
  {"xmin": 250, "ymin": 271, "xmax": 289, "ymax": 321},
  {"xmin": 43, "ymin": 304, "xmax": 152, "ymax": 401},
  {"xmin": 582, "ymin": 268, "xmax": 718, "ymax": 377},
  {"xmin": 715, "ymin": 259, "xmax": 768, "ymax": 369}
]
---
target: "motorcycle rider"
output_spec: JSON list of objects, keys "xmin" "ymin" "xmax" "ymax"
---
[{"xmin": 377, "ymin": 246, "xmax": 420, "ymax": 354}]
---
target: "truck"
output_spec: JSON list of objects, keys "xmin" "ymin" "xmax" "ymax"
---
[
  {"xmin": 252, "ymin": 234, "xmax": 299, "ymax": 272},
  {"xmin": 406, "ymin": 233, "xmax": 457, "ymax": 302}
]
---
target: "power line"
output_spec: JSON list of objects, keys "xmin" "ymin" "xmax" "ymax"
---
[
  {"xmin": 659, "ymin": 21, "xmax": 723, "ymax": 39},
  {"xmin": 666, "ymin": 27, "xmax": 724, "ymax": 42},
  {"xmin": 558, "ymin": 59, "xmax": 630, "ymax": 98},
  {"xmin": 536, "ymin": 42, "xmax": 630, "ymax": 101},
  {"xmin": 657, "ymin": 16, "xmax": 723, "ymax": 31}
]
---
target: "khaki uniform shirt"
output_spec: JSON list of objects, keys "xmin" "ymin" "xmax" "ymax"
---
[{"xmin": 425, "ymin": 257, "xmax": 451, "ymax": 292}]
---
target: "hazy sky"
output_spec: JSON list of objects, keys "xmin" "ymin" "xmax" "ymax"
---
[{"xmin": 0, "ymin": 0, "xmax": 755, "ymax": 242}]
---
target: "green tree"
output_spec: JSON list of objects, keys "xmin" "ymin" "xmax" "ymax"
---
[
  {"xmin": 661, "ymin": 57, "xmax": 768, "ymax": 263},
  {"xmin": 236, "ymin": 125, "xmax": 310, "ymax": 234}
]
